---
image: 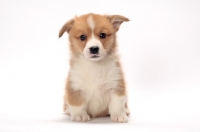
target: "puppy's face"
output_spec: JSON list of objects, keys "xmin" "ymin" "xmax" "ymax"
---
[{"xmin": 59, "ymin": 13, "xmax": 129, "ymax": 61}]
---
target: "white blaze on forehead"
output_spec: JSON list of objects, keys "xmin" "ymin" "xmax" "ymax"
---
[
  {"xmin": 86, "ymin": 15, "xmax": 98, "ymax": 47},
  {"xmin": 87, "ymin": 15, "xmax": 95, "ymax": 31}
]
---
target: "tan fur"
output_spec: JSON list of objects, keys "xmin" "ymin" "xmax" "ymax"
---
[
  {"xmin": 107, "ymin": 15, "xmax": 129, "ymax": 31},
  {"xmin": 59, "ymin": 19, "xmax": 74, "ymax": 37},
  {"xmin": 59, "ymin": 13, "xmax": 130, "ymax": 122},
  {"xmin": 66, "ymin": 80, "xmax": 85, "ymax": 106}
]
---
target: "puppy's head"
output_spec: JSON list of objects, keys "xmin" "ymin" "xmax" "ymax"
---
[{"xmin": 59, "ymin": 13, "xmax": 129, "ymax": 61}]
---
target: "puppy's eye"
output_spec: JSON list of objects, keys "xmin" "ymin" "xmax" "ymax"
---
[
  {"xmin": 100, "ymin": 33, "xmax": 106, "ymax": 39},
  {"xmin": 80, "ymin": 35, "xmax": 87, "ymax": 41}
]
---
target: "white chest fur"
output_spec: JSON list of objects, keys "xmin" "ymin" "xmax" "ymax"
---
[{"xmin": 69, "ymin": 56, "xmax": 123, "ymax": 116}]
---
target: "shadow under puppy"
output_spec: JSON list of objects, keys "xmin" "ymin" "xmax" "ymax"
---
[{"xmin": 59, "ymin": 13, "xmax": 130, "ymax": 123}]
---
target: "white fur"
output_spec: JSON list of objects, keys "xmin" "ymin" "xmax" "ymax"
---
[
  {"xmin": 68, "ymin": 56, "xmax": 124, "ymax": 118},
  {"xmin": 87, "ymin": 15, "xmax": 95, "ymax": 31}
]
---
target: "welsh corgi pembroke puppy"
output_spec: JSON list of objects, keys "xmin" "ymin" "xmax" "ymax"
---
[{"xmin": 59, "ymin": 13, "xmax": 130, "ymax": 123}]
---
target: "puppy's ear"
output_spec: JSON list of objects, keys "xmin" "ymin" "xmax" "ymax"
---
[
  {"xmin": 107, "ymin": 15, "xmax": 129, "ymax": 31},
  {"xmin": 59, "ymin": 19, "xmax": 74, "ymax": 38}
]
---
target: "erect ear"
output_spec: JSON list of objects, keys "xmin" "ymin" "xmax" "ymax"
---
[
  {"xmin": 59, "ymin": 19, "xmax": 74, "ymax": 38},
  {"xmin": 107, "ymin": 15, "xmax": 129, "ymax": 31}
]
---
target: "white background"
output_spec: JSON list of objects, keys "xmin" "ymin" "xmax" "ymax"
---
[{"xmin": 0, "ymin": 0, "xmax": 200, "ymax": 131}]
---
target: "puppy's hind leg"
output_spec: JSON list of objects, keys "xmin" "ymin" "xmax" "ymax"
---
[{"xmin": 67, "ymin": 88, "xmax": 90, "ymax": 122}]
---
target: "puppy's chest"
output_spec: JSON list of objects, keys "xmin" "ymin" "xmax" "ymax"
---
[{"xmin": 69, "ymin": 59, "xmax": 122, "ymax": 93}]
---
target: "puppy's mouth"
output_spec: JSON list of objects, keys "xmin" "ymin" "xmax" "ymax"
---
[{"xmin": 91, "ymin": 55, "xmax": 100, "ymax": 58}]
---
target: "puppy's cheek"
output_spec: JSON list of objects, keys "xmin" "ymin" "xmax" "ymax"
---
[
  {"xmin": 99, "ymin": 47, "xmax": 106, "ymax": 57},
  {"xmin": 83, "ymin": 48, "xmax": 90, "ymax": 58},
  {"xmin": 101, "ymin": 37, "xmax": 115, "ymax": 51},
  {"xmin": 71, "ymin": 40, "xmax": 85, "ymax": 54}
]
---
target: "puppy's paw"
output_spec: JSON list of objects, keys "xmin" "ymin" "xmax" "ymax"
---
[
  {"xmin": 111, "ymin": 115, "xmax": 128, "ymax": 123},
  {"xmin": 71, "ymin": 114, "xmax": 90, "ymax": 122}
]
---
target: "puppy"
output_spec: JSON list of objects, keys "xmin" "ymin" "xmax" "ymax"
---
[{"xmin": 59, "ymin": 13, "xmax": 130, "ymax": 123}]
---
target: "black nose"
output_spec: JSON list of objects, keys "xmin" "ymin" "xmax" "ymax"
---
[{"xmin": 89, "ymin": 46, "xmax": 99, "ymax": 54}]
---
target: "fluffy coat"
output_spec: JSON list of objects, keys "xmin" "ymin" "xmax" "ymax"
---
[{"xmin": 59, "ymin": 13, "xmax": 130, "ymax": 123}]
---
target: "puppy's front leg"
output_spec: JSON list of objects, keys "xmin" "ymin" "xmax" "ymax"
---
[
  {"xmin": 109, "ymin": 93, "xmax": 128, "ymax": 123},
  {"xmin": 69, "ymin": 104, "xmax": 90, "ymax": 122},
  {"xmin": 67, "ymin": 89, "xmax": 90, "ymax": 122}
]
